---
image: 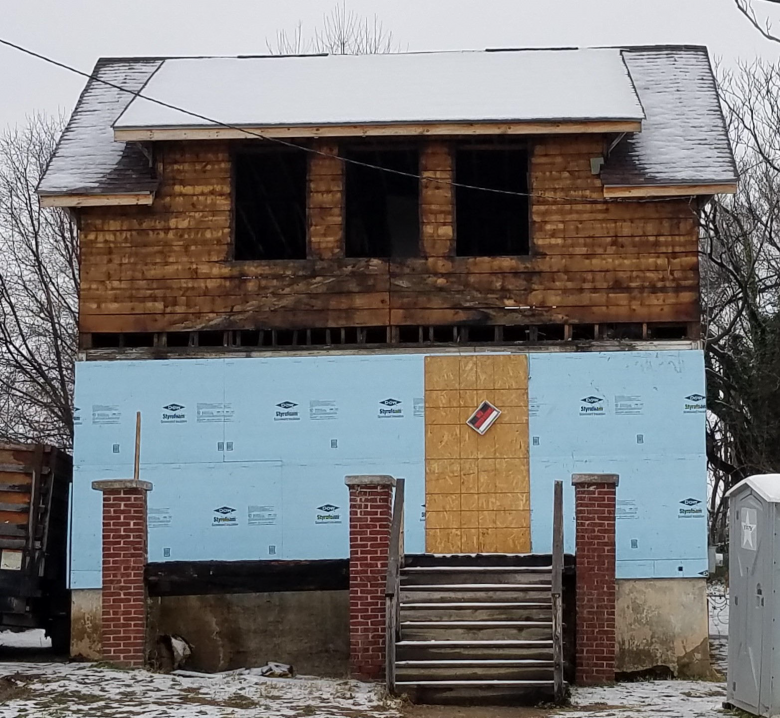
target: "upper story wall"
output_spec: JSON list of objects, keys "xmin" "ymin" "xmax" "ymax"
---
[{"xmin": 78, "ymin": 135, "xmax": 701, "ymax": 346}]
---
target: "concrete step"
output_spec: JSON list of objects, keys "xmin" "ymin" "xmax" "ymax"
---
[
  {"xmin": 401, "ymin": 566, "xmax": 552, "ymax": 587},
  {"xmin": 396, "ymin": 659, "xmax": 554, "ymax": 682},
  {"xmin": 400, "ymin": 602, "xmax": 551, "ymax": 622},
  {"xmin": 400, "ymin": 583, "xmax": 552, "ymax": 604},
  {"xmin": 401, "ymin": 620, "xmax": 552, "ymax": 642},
  {"xmin": 396, "ymin": 639, "xmax": 554, "ymax": 663}
]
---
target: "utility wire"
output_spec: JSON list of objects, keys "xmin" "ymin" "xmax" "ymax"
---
[{"xmin": 2, "ymin": 36, "xmax": 680, "ymax": 204}]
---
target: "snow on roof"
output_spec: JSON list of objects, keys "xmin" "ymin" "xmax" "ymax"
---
[
  {"xmin": 113, "ymin": 49, "xmax": 645, "ymax": 129},
  {"xmin": 38, "ymin": 46, "xmax": 736, "ymax": 199},
  {"xmin": 38, "ymin": 58, "xmax": 161, "ymax": 196},
  {"xmin": 601, "ymin": 47, "xmax": 738, "ymax": 187},
  {"xmin": 726, "ymin": 474, "xmax": 780, "ymax": 503}
]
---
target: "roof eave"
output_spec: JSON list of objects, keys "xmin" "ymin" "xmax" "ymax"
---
[
  {"xmin": 112, "ymin": 118, "xmax": 643, "ymax": 142},
  {"xmin": 602, "ymin": 182, "xmax": 738, "ymax": 199},
  {"xmin": 39, "ymin": 191, "xmax": 156, "ymax": 208}
]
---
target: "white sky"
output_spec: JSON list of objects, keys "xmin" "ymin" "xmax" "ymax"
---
[{"xmin": 1, "ymin": 0, "xmax": 779, "ymax": 129}]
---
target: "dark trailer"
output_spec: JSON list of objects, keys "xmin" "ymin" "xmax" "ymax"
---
[{"xmin": 0, "ymin": 443, "xmax": 71, "ymax": 651}]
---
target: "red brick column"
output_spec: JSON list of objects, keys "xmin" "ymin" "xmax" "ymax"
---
[
  {"xmin": 572, "ymin": 473, "xmax": 619, "ymax": 685},
  {"xmin": 92, "ymin": 479, "xmax": 152, "ymax": 668},
  {"xmin": 345, "ymin": 474, "xmax": 395, "ymax": 681}
]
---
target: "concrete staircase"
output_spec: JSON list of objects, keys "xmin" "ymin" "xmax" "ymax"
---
[{"xmin": 393, "ymin": 554, "xmax": 559, "ymax": 702}]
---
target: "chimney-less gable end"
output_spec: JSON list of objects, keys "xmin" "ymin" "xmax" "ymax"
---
[{"xmin": 38, "ymin": 46, "xmax": 737, "ymax": 207}]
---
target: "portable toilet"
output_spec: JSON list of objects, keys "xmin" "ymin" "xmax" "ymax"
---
[{"xmin": 725, "ymin": 474, "xmax": 780, "ymax": 717}]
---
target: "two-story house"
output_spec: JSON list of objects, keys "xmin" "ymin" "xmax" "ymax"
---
[{"xmin": 39, "ymin": 45, "xmax": 736, "ymax": 690}]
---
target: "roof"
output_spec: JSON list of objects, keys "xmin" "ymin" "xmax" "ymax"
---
[
  {"xmin": 38, "ymin": 45, "xmax": 737, "ymax": 202},
  {"xmin": 601, "ymin": 46, "xmax": 738, "ymax": 188},
  {"xmin": 114, "ymin": 49, "xmax": 644, "ymax": 129},
  {"xmin": 726, "ymin": 474, "xmax": 780, "ymax": 503},
  {"xmin": 38, "ymin": 58, "xmax": 161, "ymax": 198}
]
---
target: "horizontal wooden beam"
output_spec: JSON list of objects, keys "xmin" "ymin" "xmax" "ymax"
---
[
  {"xmin": 145, "ymin": 558, "xmax": 349, "ymax": 596},
  {"xmin": 603, "ymin": 183, "xmax": 737, "ymax": 198},
  {"xmin": 39, "ymin": 193, "xmax": 156, "ymax": 208},
  {"xmin": 113, "ymin": 120, "xmax": 642, "ymax": 142}
]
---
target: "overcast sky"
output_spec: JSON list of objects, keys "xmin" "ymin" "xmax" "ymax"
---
[{"xmin": 1, "ymin": 0, "xmax": 779, "ymax": 129}]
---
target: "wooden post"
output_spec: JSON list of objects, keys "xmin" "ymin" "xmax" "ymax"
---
[
  {"xmin": 133, "ymin": 412, "xmax": 141, "ymax": 482},
  {"xmin": 551, "ymin": 480, "xmax": 565, "ymax": 702}
]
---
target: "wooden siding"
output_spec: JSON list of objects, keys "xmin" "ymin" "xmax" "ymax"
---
[{"xmin": 78, "ymin": 137, "xmax": 700, "ymax": 334}]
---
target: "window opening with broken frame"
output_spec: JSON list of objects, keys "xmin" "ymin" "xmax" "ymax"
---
[
  {"xmin": 344, "ymin": 146, "xmax": 420, "ymax": 258},
  {"xmin": 233, "ymin": 149, "xmax": 308, "ymax": 260}
]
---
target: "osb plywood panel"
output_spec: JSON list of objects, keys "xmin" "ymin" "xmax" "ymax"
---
[
  {"xmin": 424, "ymin": 354, "xmax": 530, "ymax": 554},
  {"xmin": 78, "ymin": 136, "xmax": 700, "ymax": 335}
]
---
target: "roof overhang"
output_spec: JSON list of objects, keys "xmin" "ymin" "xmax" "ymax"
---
[
  {"xmin": 39, "ymin": 192, "xmax": 156, "ymax": 208},
  {"xmin": 603, "ymin": 182, "xmax": 737, "ymax": 199},
  {"xmin": 113, "ymin": 119, "xmax": 643, "ymax": 143}
]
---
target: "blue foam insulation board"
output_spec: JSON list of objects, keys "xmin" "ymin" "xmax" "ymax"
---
[{"xmin": 71, "ymin": 350, "xmax": 706, "ymax": 588}]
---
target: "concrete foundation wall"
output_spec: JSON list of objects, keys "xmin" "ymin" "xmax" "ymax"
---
[
  {"xmin": 151, "ymin": 590, "xmax": 350, "ymax": 675},
  {"xmin": 616, "ymin": 578, "xmax": 711, "ymax": 678},
  {"xmin": 71, "ymin": 589, "xmax": 102, "ymax": 660}
]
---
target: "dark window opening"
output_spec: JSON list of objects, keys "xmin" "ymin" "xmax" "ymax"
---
[
  {"xmin": 455, "ymin": 148, "xmax": 530, "ymax": 256},
  {"xmin": 345, "ymin": 148, "xmax": 420, "ymax": 258},
  {"xmin": 234, "ymin": 151, "xmax": 307, "ymax": 260}
]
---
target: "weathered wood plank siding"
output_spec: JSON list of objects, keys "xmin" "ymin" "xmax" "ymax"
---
[{"xmin": 78, "ymin": 137, "xmax": 700, "ymax": 334}]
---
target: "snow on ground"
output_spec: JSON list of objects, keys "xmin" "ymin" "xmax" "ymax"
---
[
  {"xmin": 563, "ymin": 681, "xmax": 729, "ymax": 718},
  {"xmin": 0, "ymin": 662, "xmax": 400, "ymax": 718},
  {"xmin": 0, "ymin": 629, "xmax": 50, "ymax": 649},
  {"xmin": 0, "ymin": 587, "xmax": 733, "ymax": 717}
]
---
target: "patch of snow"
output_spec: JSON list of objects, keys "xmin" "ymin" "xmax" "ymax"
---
[
  {"xmin": 38, "ymin": 59, "xmax": 161, "ymax": 195},
  {"xmin": 612, "ymin": 48, "xmax": 737, "ymax": 185},
  {"xmin": 563, "ymin": 680, "xmax": 728, "ymax": 717},
  {"xmin": 0, "ymin": 661, "xmax": 400, "ymax": 717},
  {"xmin": 115, "ymin": 49, "xmax": 644, "ymax": 130},
  {"xmin": 0, "ymin": 630, "xmax": 50, "ymax": 649}
]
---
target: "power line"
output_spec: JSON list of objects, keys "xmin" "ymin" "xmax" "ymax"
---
[{"xmin": 2, "ymin": 36, "xmax": 676, "ymax": 205}]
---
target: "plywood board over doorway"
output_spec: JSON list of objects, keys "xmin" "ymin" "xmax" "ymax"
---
[{"xmin": 424, "ymin": 355, "xmax": 530, "ymax": 554}]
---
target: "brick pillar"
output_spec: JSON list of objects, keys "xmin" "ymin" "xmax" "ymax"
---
[
  {"xmin": 345, "ymin": 474, "xmax": 395, "ymax": 681},
  {"xmin": 572, "ymin": 473, "xmax": 619, "ymax": 685},
  {"xmin": 92, "ymin": 479, "xmax": 152, "ymax": 668}
]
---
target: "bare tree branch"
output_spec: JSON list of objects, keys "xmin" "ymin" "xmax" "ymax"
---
[
  {"xmin": 0, "ymin": 113, "xmax": 77, "ymax": 448},
  {"xmin": 267, "ymin": 2, "xmax": 400, "ymax": 56},
  {"xmin": 735, "ymin": 0, "xmax": 780, "ymax": 43}
]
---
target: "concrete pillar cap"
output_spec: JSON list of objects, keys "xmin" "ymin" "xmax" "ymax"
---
[
  {"xmin": 345, "ymin": 475, "xmax": 396, "ymax": 487},
  {"xmin": 92, "ymin": 479, "xmax": 153, "ymax": 492},
  {"xmin": 572, "ymin": 473, "xmax": 619, "ymax": 487}
]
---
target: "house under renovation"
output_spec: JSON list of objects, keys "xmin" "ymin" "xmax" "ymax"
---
[{"xmin": 39, "ymin": 45, "xmax": 736, "ymax": 698}]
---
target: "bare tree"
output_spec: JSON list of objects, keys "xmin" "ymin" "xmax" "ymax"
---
[
  {"xmin": 0, "ymin": 114, "xmax": 77, "ymax": 448},
  {"xmin": 735, "ymin": 0, "xmax": 780, "ymax": 43},
  {"xmin": 700, "ymin": 61, "xmax": 780, "ymax": 542},
  {"xmin": 267, "ymin": 2, "xmax": 398, "ymax": 55}
]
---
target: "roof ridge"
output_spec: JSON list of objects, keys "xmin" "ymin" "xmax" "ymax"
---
[{"xmin": 93, "ymin": 44, "xmax": 710, "ymax": 65}]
